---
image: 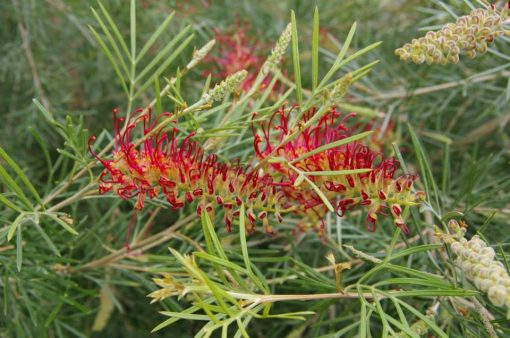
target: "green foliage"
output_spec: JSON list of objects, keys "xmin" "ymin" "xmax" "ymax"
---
[{"xmin": 1, "ymin": 0, "xmax": 509, "ymax": 337}]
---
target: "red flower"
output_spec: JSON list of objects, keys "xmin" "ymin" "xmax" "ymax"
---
[
  {"xmin": 252, "ymin": 105, "xmax": 425, "ymax": 234},
  {"xmin": 89, "ymin": 108, "xmax": 285, "ymax": 236},
  {"xmin": 203, "ymin": 23, "xmax": 282, "ymax": 93}
]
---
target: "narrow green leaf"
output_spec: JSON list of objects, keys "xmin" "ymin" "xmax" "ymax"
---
[
  {"xmin": 201, "ymin": 211, "xmax": 227, "ymax": 260},
  {"xmin": 130, "ymin": 0, "xmax": 136, "ymax": 59},
  {"xmin": 408, "ymin": 124, "xmax": 440, "ymax": 210},
  {"xmin": 291, "ymin": 131, "xmax": 374, "ymax": 163},
  {"xmin": 385, "ymin": 264, "xmax": 449, "ymax": 286},
  {"xmin": 199, "ymin": 211, "xmax": 236, "ymax": 287},
  {"xmin": 134, "ymin": 32, "xmax": 194, "ymax": 99},
  {"xmin": 152, "ymin": 305, "xmax": 206, "ymax": 332},
  {"xmin": 351, "ymin": 67, "xmax": 374, "ymax": 82},
  {"xmin": 477, "ymin": 211, "xmax": 496, "ymax": 235},
  {"xmin": 136, "ymin": 12, "xmax": 175, "ymax": 62},
  {"xmin": 318, "ymin": 22, "xmax": 356, "ymax": 90},
  {"xmin": 134, "ymin": 27, "xmax": 192, "ymax": 83},
  {"xmin": 389, "ymin": 244, "xmax": 442, "ymax": 261},
  {"xmin": 56, "ymin": 148, "xmax": 85, "ymax": 163},
  {"xmin": 287, "ymin": 163, "xmax": 334, "ymax": 212},
  {"xmin": 33, "ymin": 222, "xmax": 61, "ymax": 257},
  {"xmin": 91, "ymin": 7, "xmax": 130, "ymax": 78},
  {"xmin": 200, "ymin": 211, "xmax": 215, "ymax": 256},
  {"xmin": 372, "ymin": 289, "xmax": 390, "ymax": 337},
  {"xmin": 7, "ymin": 212, "xmax": 25, "ymax": 242},
  {"xmin": 441, "ymin": 142, "xmax": 450, "ymax": 196},
  {"xmin": 16, "ymin": 224, "xmax": 22, "ymax": 271},
  {"xmin": 195, "ymin": 269, "xmax": 236, "ymax": 316},
  {"xmin": 0, "ymin": 194, "xmax": 23, "ymax": 213},
  {"xmin": 194, "ymin": 252, "xmax": 248, "ymax": 274},
  {"xmin": 154, "ymin": 77, "xmax": 162, "ymax": 115},
  {"xmin": 506, "ymin": 76, "xmax": 510, "ymax": 101},
  {"xmin": 390, "ymin": 297, "xmax": 409, "ymax": 330},
  {"xmin": 290, "ymin": 11, "xmax": 302, "ymax": 105},
  {"xmin": 97, "ymin": 1, "xmax": 131, "ymax": 60},
  {"xmin": 28, "ymin": 126, "xmax": 52, "ymax": 175},
  {"xmin": 236, "ymin": 317, "xmax": 250, "ymax": 338},
  {"xmin": 391, "ymin": 297, "xmax": 448, "ymax": 338},
  {"xmin": 375, "ymin": 277, "xmax": 453, "ymax": 289},
  {"xmin": 56, "ymin": 321, "xmax": 88, "ymax": 338},
  {"xmin": 497, "ymin": 243, "xmax": 510, "ymax": 274},
  {"xmin": 392, "ymin": 143, "xmax": 409, "ymax": 174},
  {"xmin": 0, "ymin": 164, "xmax": 33, "ymax": 210},
  {"xmin": 336, "ymin": 103, "xmax": 381, "ymax": 117},
  {"xmin": 293, "ymin": 173, "xmax": 305, "ymax": 186},
  {"xmin": 334, "ymin": 41, "xmax": 382, "ymax": 76},
  {"xmin": 17, "ymin": 279, "xmax": 38, "ymax": 326},
  {"xmin": 159, "ymin": 311, "xmax": 210, "ymax": 321},
  {"xmin": 89, "ymin": 26, "xmax": 129, "ymax": 96},
  {"xmin": 44, "ymin": 299, "xmax": 64, "ymax": 328},
  {"xmin": 33, "ymin": 98, "xmax": 55, "ymax": 122},
  {"xmin": 359, "ymin": 302, "xmax": 368, "ymax": 338},
  {"xmin": 381, "ymin": 313, "xmax": 419, "ymax": 338},
  {"xmin": 311, "ymin": 7, "xmax": 319, "ymax": 91},
  {"xmin": 3, "ymin": 271, "xmax": 8, "ymax": 316}
]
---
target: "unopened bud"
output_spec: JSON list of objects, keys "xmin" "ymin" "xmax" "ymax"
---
[{"xmin": 202, "ymin": 70, "xmax": 248, "ymax": 103}]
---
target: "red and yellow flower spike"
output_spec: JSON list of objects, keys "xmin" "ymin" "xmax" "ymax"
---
[
  {"xmin": 89, "ymin": 108, "xmax": 286, "ymax": 239},
  {"xmin": 252, "ymin": 105, "xmax": 425, "ymax": 234}
]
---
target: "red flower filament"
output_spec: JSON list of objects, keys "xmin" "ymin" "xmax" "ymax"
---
[
  {"xmin": 89, "ymin": 108, "xmax": 285, "ymax": 235},
  {"xmin": 252, "ymin": 105, "xmax": 425, "ymax": 234}
]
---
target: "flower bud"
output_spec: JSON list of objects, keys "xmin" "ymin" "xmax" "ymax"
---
[
  {"xmin": 443, "ymin": 223, "xmax": 510, "ymax": 316},
  {"xmin": 395, "ymin": 5, "xmax": 509, "ymax": 64},
  {"xmin": 488, "ymin": 285, "xmax": 507, "ymax": 306},
  {"xmin": 262, "ymin": 23, "xmax": 292, "ymax": 75},
  {"xmin": 202, "ymin": 70, "xmax": 248, "ymax": 103}
]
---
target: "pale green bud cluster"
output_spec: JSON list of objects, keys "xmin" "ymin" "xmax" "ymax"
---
[
  {"xmin": 261, "ymin": 23, "xmax": 292, "ymax": 75},
  {"xmin": 395, "ymin": 6, "xmax": 509, "ymax": 64},
  {"xmin": 445, "ymin": 220, "xmax": 510, "ymax": 317},
  {"xmin": 328, "ymin": 73, "xmax": 353, "ymax": 106},
  {"xmin": 202, "ymin": 70, "xmax": 247, "ymax": 103},
  {"xmin": 188, "ymin": 39, "xmax": 216, "ymax": 69}
]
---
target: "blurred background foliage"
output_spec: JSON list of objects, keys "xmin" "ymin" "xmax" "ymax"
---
[{"xmin": 1, "ymin": 0, "xmax": 509, "ymax": 337}]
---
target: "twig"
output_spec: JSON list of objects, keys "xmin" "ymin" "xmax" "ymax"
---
[
  {"xmin": 227, "ymin": 290, "xmax": 385, "ymax": 304},
  {"xmin": 453, "ymin": 111, "xmax": 510, "ymax": 146},
  {"xmin": 133, "ymin": 207, "xmax": 161, "ymax": 242},
  {"xmin": 473, "ymin": 297, "xmax": 498, "ymax": 338},
  {"xmin": 353, "ymin": 71, "xmax": 510, "ymax": 102},
  {"xmin": 71, "ymin": 214, "xmax": 195, "ymax": 273},
  {"xmin": 267, "ymin": 228, "xmax": 432, "ymax": 285},
  {"xmin": 0, "ymin": 245, "xmax": 15, "ymax": 253},
  {"xmin": 12, "ymin": 0, "xmax": 51, "ymax": 110}
]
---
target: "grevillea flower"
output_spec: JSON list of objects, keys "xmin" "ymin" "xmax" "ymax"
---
[
  {"xmin": 203, "ymin": 24, "xmax": 264, "ymax": 91},
  {"xmin": 252, "ymin": 105, "xmax": 425, "ymax": 234},
  {"xmin": 88, "ymin": 108, "xmax": 285, "ymax": 236},
  {"xmin": 203, "ymin": 23, "xmax": 284, "ymax": 93}
]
